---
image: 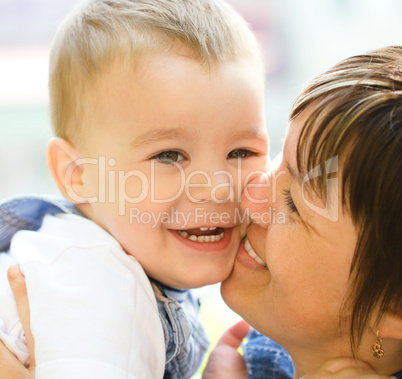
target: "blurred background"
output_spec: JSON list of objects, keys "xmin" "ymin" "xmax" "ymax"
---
[
  {"xmin": 1, "ymin": 0, "xmax": 402, "ymax": 199},
  {"xmin": 0, "ymin": 0, "xmax": 401, "ymax": 371}
]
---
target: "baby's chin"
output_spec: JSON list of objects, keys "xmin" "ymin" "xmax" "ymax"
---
[
  {"xmin": 190, "ymin": 269, "xmax": 236, "ymax": 289},
  {"xmin": 162, "ymin": 267, "xmax": 235, "ymax": 290}
]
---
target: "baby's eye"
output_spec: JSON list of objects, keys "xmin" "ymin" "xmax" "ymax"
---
[
  {"xmin": 152, "ymin": 150, "xmax": 185, "ymax": 164},
  {"xmin": 227, "ymin": 149, "xmax": 255, "ymax": 159}
]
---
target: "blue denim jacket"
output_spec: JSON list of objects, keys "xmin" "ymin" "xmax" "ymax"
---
[
  {"xmin": 242, "ymin": 329, "xmax": 294, "ymax": 379},
  {"xmin": 151, "ymin": 280, "xmax": 209, "ymax": 378},
  {"xmin": 243, "ymin": 329, "xmax": 402, "ymax": 379},
  {"xmin": 0, "ymin": 195, "xmax": 209, "ymax": 379}
]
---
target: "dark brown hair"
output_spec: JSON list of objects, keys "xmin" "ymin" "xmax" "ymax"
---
[{"xmin": 290, "ymin": 46, "xmax": 402, "ymax": 352}]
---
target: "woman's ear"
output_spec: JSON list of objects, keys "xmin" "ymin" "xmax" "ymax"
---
[
  {"xmin": 378, "ymin": 308, "xmax": 402, "ymax": 340},
  {"xmin": 47, "ymin": 138, "xmax": 92, "ymax": 204}
]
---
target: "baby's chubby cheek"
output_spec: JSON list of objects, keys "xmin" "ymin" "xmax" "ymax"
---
[
  {"xmin": 144, "ymin": 172, "xmax": 184, "ymax": 202},
  {"xmin": 242, "ymin": 173, "xmax": 271, "ymax": 213},
  {"xmin": 119, "ymin": 175, "xmax": 148, "ymax": 200}
]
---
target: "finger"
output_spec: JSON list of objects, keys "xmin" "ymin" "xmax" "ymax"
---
[
  {"xmin": 352, "ymin": 375, "xmax": 396, "ymax": 379},
  {"xmin": 301, "ymin": 357, "xmax": 396, "ymax": 379},
  {"xmin": 337, "ymin": 369, "xmax": 395, "ymax": 379},
  {"xmin": 318, "ymin": 357, "xmax": 372, "ymax": 373},
  {"xmin": 335, "ymin": 366, "xmax": 381, "ymax": 377},
  {"xmin": 0, "ymin": 339, "xmax": 32, "ymax": 378},
  {"xmin": 216, "ymin": 320, "xmax": 251, "ymax": 348},
  {"xmin": 7, "ymin": 265, "xmax": 35, "ymax": 368}
]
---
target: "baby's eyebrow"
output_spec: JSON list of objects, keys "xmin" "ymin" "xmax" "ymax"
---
[
  {"xmin": 230, "ymin": 129, "xmax": 268, "ymax": 144},
  {"xmin": 130, "ymin": 127, "xmax": 190, "ymax": 148}
]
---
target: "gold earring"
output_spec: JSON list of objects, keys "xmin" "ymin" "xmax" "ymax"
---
[{"xmin": 371, "ymin": 329, "xmax": 384, "ymax": 358}]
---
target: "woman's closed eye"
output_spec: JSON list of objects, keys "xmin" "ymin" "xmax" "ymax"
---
[
  {"xmin": 282, "ymin": 188, "xmax": 298, "ymax": 214},
  {"xmin": 227, "ymin": 149, "xmax": 256, "ymax": 159},
  {"xmin": 152, "ymin": 150, "xmax": 185, "ymax": 164}
]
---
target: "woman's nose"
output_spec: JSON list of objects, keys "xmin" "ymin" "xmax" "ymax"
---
[{"xmin": 241, "ymin": 172, "xmax": 272, "ymax": 227}]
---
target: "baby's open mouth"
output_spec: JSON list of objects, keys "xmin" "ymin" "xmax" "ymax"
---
[{"xmin": 176, "ymin": 227, "xmax": 225, "ymax": 242}]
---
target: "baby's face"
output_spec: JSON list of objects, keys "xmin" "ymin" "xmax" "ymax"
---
[{"xmin": 77, "ymin": 51, "xmax": 269, "ymax": 288}]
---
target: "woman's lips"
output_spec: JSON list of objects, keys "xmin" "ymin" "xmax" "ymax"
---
[
  {"xmin": 236, "ymin": 237, "xmax": 268, "ymax": 270},
  {"xmin": 244, "ymin": 236, "xmax": 267, "ymax": 267}
]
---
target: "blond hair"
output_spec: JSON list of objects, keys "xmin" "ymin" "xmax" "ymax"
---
[{"xmin": 49, "ymin": 0, "xmax": 262, "ymax": 142}]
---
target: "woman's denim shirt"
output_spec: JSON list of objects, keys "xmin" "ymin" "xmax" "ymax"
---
[{"xmin": 242, "ymin": 329, "xmax": 402, "ymax": 379}]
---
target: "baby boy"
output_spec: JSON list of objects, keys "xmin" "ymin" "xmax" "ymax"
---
[{"xmin": 0, "ymin": 0, "xmax": 269, "ymax": 377}]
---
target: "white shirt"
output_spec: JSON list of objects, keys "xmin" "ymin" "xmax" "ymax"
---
[{"xmin": 0, "ymin": 213, "xmax": 165, "ymax": 379}]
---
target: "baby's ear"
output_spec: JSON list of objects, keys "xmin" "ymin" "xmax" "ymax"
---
[
  {"xmin": 378, "ymin": 307, "xmax": 402, "ymax": 340},
  {"xmin": 47, "ymin": 138, "xmax": 91, "ymax": 204}
]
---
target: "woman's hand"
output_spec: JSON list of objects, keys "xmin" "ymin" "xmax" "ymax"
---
[
  {"xmin": 300, "ymin": 357, "xmax": 397, "ymax": 379},
  {"xmin": 202, "ymin": 320, "xmax": 250, "ymax": 379},
  {"xmin": 0, "ymin": 266, "xmax": 35, "ymax": 378}
]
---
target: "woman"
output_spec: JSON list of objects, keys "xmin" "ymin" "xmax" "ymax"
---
[
  {"xmin": 1, "ymin": 47, "xmax": 401, "ymax": 379},
  {"xmin": 205, "ymin": 46, "xmax": 402, "ymax": 378}
]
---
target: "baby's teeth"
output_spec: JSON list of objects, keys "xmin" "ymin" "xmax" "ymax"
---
[
  {"xmin": 199, "ymin": 227, "xmax": 217, "ymax": 231},
  {"xmin": 177, "ymin": 230, "xmax": 225, "ymax": 242},
  {"xmin": 212, "ymin": 233, "xmax": 223, "ymax": 242}
]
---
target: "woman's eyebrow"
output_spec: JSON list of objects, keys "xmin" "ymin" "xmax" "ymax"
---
[{"xmin": 286, "ymin": 162, "xmax": 302, "ymax": 185}]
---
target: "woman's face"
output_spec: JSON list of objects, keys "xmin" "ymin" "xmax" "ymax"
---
[{"xmin": 221, "ymin": 111, "xmax": 358, "ymax": 360}]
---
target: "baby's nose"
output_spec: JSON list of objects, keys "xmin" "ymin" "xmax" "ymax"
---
[{"xmin": 186, "ymin": 170, "xmax": 233, "ymax": 204}]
